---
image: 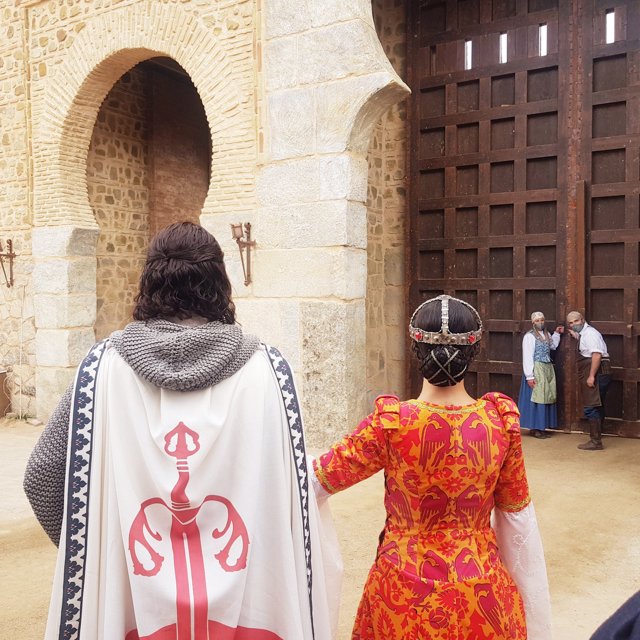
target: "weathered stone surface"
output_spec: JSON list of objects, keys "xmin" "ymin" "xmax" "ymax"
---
[
  {"xmin": 297, "ymin": 21, "xmax": 391, "ymax": 86},
  {"xmin": 32, "ymin": 226, "xmax": 99, "ymax": 257},
  {"xmin": 35, "ymin": 328, "xmax": 95, "ymax": 368},
  {"xmin": 235, "ymin": 298, "xmax": 302, "ymax": 370},
  {"xmin": 256, "ymin": 158, "xmax": 321, "ymax": 207},
  {"xmin": 255, "ymin": 200, "xmax": 366, "ymax": 250},
  {"xmin": 383, "ymin": 285, "xmax": 404, "ymax": 327},
  {"xmin": 32, "ymin": 258, "xmax": 97, "ymax": 295},
  {"xmin": 34, "ymin": 293, "xmax": 97, "ymax": 329},
  {"xmin": 35, "ymin": 366, "xmax": 76, "ymax": 419},
  {"xmin": 251, "ymin": 247, "xmax": 366, "ymax": 300},
  {"xmin": 318, "ymin": 73, "xmax": 408, "ymax": 155},
  {"xmin": 384, "ymin": 246, "xmax": 404, "ymax": 287},
  {"xmin": 264, "ymin": 36, "xmax": 298, "ymax": 92},
  {"xmin": 301, "ymin": 299, "xmax": 366, "ymax": 448},
  {"xmin": 268, "ymin": 88, "xmax": 315, "ymax": 159},
  {"xmin": 264, "ymin": 0, "xmax": 312, "ymax": 39},
  {"xmin": 320, "ymin": 154, "xmax": 369, "ymax": 202},
  {"xmin": 309, "ymin": 0, "xmax": 373, "ymax": 28}
]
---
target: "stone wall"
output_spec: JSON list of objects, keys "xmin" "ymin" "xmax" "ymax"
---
[
  {"xmin": 88, "ymin": 67, "xmax": 150, "ymax": 340},
  {"xmin": 148, "ymin": 65, "xmax": 210, "ymax": 235},
  {"xmin": 27, "ymin": 1, "xmax": 257, "ymax": 417},
  {"xmin": 365, "ymin": 0, "xmax": 408, "ymax": 404},
  {"xmin": 0, "ymin": 3, "xmax": 36, "ymax": 417},
  {"xmin": 243, "ymin": 0, "xmax": 408, "ymax": 446},
  {"xmin": 0, "ymin": 0, "xmax": 408, "ymax": 444},
  {"xmin": 88, "ymin": 62, "xmax": 210, "ymax": 340}
]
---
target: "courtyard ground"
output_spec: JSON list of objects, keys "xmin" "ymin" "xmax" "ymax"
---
[{"xmin": 1, "ymin": 417, "xmax": 639, "ymax": 639}]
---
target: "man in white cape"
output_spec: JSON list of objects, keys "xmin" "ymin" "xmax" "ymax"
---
[{"xmin": 24, "ymin": 223, "xmax": 342, "ymax": 640}]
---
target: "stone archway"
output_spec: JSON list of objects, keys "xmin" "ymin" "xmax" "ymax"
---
[
  {"xmin": 32, "ymin": 2, "xmax": 256, "ymax": 417},
  {"xmin": 29, "ymin": 0, "xmax": 409, "ymax": 441}
]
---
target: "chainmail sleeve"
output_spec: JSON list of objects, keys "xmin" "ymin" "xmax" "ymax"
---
[{"xmin": 23, "ymin": 382, "xmax": 73, "ymax": 546}]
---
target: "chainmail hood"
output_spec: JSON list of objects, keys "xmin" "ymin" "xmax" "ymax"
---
[{"xmin": 109, "ymin": 318, "xmax": 260, "ymax": 392}]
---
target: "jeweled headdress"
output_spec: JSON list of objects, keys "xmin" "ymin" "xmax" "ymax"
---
[{"xmin": 409, "ymin": 294, "xmax": 483, "ymax": 346}]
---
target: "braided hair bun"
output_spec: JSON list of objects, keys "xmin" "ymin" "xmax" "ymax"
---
[{"xmin": 411, "ymin": 298, "xmax": 481, "ymax": 386}]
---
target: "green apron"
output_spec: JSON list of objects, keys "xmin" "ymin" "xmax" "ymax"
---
[{"xmin": 531, "ymin": 361, "xmax": 557, "ymax": 404}]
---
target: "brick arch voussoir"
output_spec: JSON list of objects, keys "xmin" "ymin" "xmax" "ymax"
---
[{"xmin": 37, "ymin": 2, "xmax": 242, "ymax": 227}]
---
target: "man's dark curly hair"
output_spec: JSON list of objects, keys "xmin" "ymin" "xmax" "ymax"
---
[
  {"xmin": 411, "ymin": 298, "xmax": 481, "ymax": 386},
  {"xmin": 133, "ymin": 222, "xmax": 235, "ymax": 323}
]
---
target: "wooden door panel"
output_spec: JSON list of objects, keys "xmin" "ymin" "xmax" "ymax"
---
[
  {"xmin": 407, "ymin": 0, "xmax": 640, "ymax": 437},
  {"xmin": 585, "ymin": 0, "xmax": 640, "ymax": 435},
  {"xmin": 408, "ymin": 0, "xmax": 564, "ymax": 404}
]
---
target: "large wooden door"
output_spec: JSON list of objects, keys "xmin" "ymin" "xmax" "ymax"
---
[
  {"xmin": 583, "ymin": 0, "xmax": 640, "ymax": 436},
  {"xmin": 407, "ymin": 0, "xmax": 640, "ymax": 437}
]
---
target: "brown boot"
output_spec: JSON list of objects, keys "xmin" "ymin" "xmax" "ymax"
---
[{"xmin": 578, "ymin": 418, "xmax": 604, "ymax": 450}]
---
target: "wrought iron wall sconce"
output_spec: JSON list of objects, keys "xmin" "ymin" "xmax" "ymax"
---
[
  {"xmin": 0, "ymin": 239, "xmax": 15, "ymax": 288},
  {"xmin": 230, "ymin": 223, "xmax": 256, "ymax": 286}
]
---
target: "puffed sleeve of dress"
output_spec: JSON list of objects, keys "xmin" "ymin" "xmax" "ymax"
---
[
  {"xmin": 309, "ymin": 395, "xmax": 397, "ymax": 499},
  {"xmin": 486, "ymin": 392, "xmax": 553, "ymax": 640}
]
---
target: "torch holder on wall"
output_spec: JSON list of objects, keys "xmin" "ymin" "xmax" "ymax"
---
[
  {"xmin": 0, "ymin": 239, "xmax": 15, "ymax": 288},
  {"xmin": 230, "ymin": 223, "xmax": 256, "ymax": 286}
]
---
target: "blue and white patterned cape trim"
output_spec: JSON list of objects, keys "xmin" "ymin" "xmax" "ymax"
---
[
  {"xmin": 265, "ymin": 345, "xmax": 315, "ymax": 639},
  {"xmin": 59, "ymin": 340, "xmax": 107, "ymax": 640}
]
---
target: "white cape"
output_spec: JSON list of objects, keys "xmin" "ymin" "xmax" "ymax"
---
[{"xmin": 46, "ymin": 342, "xmax": 341, "ymax": 640}]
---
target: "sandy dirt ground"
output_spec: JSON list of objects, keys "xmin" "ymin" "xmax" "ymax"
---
[{"xmin": 1, "ymin": 418, "xmax": 639, "ymax": 640}]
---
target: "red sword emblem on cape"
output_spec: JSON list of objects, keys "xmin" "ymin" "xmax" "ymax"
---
[{"xmin": 126, "ymin": 422, "xmax": 282, "ymax": 640}]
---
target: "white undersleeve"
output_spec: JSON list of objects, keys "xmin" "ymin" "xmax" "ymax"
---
[
  {"xmin": 308, "ymin": 455, "xmax": 331, "ymax": 500},
  {"xmin": 493, "ymin": 502, "xmax": 553, "ymax": 640}
]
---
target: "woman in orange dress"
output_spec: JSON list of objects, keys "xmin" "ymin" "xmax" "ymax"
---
[{"xmin": 311, "ymin": 295, "xmax": 552, "ymax": 640}]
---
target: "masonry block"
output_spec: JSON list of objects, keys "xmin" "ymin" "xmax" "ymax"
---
[
  {"xmin": 264, "ymin": 0, "xmax": 312, "ymax": 38},
  {"xmin": 35, "ymin": 328, "xmax": 96, "ymax": 367},
  {"xmin": 384, "ymin": 246, "xmax": 404, "ymax": 287},
  {"xmin": 310, "ymin": 0, "xmax": 373, "ymax": 28},
  {"xmin": 256, "ymin": 157, "xmax": 322, "ymax": 206},
  {"xmin": 35, "ymin": 365, "xmax": 76, "ymax": 421},
  {"xmin": 251, "ymin": 247, "xmax": 366, "ymax": 299},
  {"xmin": 235, "ymin": 298, "xmax": 302, "ymax": 370},
  {"xmin": 264, "ymin": 36, "xmax": 299, "ymax": 91},
  {"xmin": 32, "ymin": 257, "xmax": 97, "ymax": 294},
  {"xmin": 255, "ymin": 200, "xmax": 366, "ymax": 250},
  {"xmin": 32, "ymin": 225, "xmax": 99, "ymax": 257},
  {"xmin": 269, "ymin": 88, "xmax": 316, "ymax": 160},
  {"xmin": 319, "ymin": 154, "xmax": 369, "ymax": 202},
  {"xmin": 300, "ymin": 299, "xmax": 367, "ymax": 448},
  {"xmin": 34, "ymin": 293, "xmax": 97, "ymax": 329},
  {"xmin": 297, "ymin": 22, "xmax": 387, "ymax": 86}
]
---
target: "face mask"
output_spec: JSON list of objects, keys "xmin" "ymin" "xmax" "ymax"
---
[
  {"xmin": 533, "ymin": 322, "xmax": 545, "ymax": 331},
  {"xmin": 571, "ymin": 322, "xmax": 584, "ymax": 333}
]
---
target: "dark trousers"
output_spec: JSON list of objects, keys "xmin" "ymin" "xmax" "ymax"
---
[{"xmin": 584, "ymin": 374, "xmax": 612, "ymax": 421}]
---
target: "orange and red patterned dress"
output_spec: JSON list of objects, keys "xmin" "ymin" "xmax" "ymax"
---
[{"xmin": 313, "ymin": 392, "xmax": 530, "ymax": 640}]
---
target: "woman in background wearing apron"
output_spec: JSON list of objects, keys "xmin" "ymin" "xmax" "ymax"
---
[{"xmin": 518, "ymin": 311, "xmax": 562, "ymax": 439}]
